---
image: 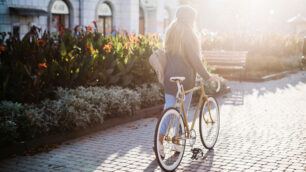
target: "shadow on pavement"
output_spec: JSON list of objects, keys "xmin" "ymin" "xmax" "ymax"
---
[
  {"xmin": 143, "ymin": 159, "xmax": 159, "ymax": 172},
  {"xmin": 218, "ymin": 88, "xmax": 244, "ymax": 106},
  {"xmin": 218, "ymin": 71, "xmax": 306, "ymax": 106},
  {"xmin": 181, "ymin": 149, "xmax": 215, "ymax": 171},
  {"xmin": 143, "ymin": 149, "xmax": 215, "ymax": 171}
]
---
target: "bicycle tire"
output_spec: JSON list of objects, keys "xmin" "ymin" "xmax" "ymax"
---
[
  {"xmin": 154, "ymin": 107, "xmax": 186, "ymax": 172},
  {"xmin": 199, "ymin": 96, "xmax": 220, "ymax": 149}
]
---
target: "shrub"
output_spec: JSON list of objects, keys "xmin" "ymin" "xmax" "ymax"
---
[
  {"xmin": 202, "ymin": 32, "xmax": 303, "ymax": 57},
  {"xmin": 136, "ymin": 83, "xmax": 164, "ymax": 108},
  {"xmin": 0, "ymin": 84, "xmax": 159, "ymax": 146},
  {"xmin": 101, "ymin": 86, "xmax": 141, "ymax": 119},
  {"xmin": 202, "ymin": 32, "xmax": 303, "ymax": 74},
  {"xmin": 0, "ymin": 101, "xmax": 49, "ymax": 146},
  {"xmin": 246, "ymin": 56, "xmax": 286, "ymax": 76}
]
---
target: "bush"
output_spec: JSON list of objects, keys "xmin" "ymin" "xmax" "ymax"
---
[
  {"xmin": 0, "ymin": 120, "xmax": 17, "ymax": 146},
  {"xmin": 101, "ymin": 86, "xmax": 140, "ymax": 119},
  {"xmin": 202, "ymin": 32, "xmax": 303, "ymax": 57},
  {"xmin": 0, "ymin": 84, "xmax": 164, "ymax": 146},
  {"xmin": 0, "ymin": 101, "xmax": 49, "ymax": 146},
  {"xmin": 202, "ymin": 32, "xmax": 303, "ymax": 74},
  {"xmin": 136, "ymin": 83, "xmax": 164, "ymax": 108}
]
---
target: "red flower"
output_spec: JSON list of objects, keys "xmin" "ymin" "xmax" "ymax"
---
[
  {"xmin": 37, "ymin": 40, "xmax": 46, "ymax": 47},
  {"xmin": 38, "ymin": 63, "xmax": 47, "ymax": 68},
  {"xmin": 60, "ymin": 28, "xmax": 65, "ymax": 35},
  {"xmin": 0, "ymin": 46, "xmax": 4, "ymax": 51},
  {"xmin": 87, "ymin": 46, "xmax": 94, "ymax": 52}
]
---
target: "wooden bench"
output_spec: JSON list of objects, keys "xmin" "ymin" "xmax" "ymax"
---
[{"xmin": 203, "ymin": 50, "xmax": 248, "ymax": 81}]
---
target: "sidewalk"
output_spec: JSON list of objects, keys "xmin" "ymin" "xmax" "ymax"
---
[{"xmin": 0, "ymin": 71, "xmax": 305, "ymax": 172}]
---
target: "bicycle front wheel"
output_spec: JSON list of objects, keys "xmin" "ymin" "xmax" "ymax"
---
[
  {"xmin": 199, "ymin": 96, "xmax": 220, "ymax": 149},
  {"xmin": 154, "ymin": 108, "xmax": 186, "ymax": 172}
]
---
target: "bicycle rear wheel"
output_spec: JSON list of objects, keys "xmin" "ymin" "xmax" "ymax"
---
[
  {"xmin": 154, "ymin": 108, "xmax": 186, "ymax": 172},
  {"xmin": 199, "ymin": 96, "xmax": 220, "ymax": 149}
]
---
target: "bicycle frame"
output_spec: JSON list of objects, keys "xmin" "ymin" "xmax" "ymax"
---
[{"xmin": 174, "ymin": 84, "xmax": 214, "ymax": 138}]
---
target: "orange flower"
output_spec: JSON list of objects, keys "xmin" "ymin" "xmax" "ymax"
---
[
  {"xmin": 87, "ymin": 46, "xmax": 94, "ymax": 52},
  {"xmin": 103, "ymin": 44, "xmax": 111, "ymax": 52},
  {"xmin": 37, "ymin": 40, "xmax": 46, "ymax": 47},
  {"xmin": 148, "ymin": 34, "xmax": 153, "ymax": 40},
  {"xmin": 38, "ymin": 63, "xmax": 47, "ymax": 68},
  {"xmin": 124, "ymin": 42, "xmax": 130, "ymax": 49},
  {"xmin": 0, "ymin": 46, "xmax": 4, "ymax": 51},
  {"xmin": 85, "ymin": 26, "xmax": 93, "ymax": 33},
  {"xmin": 128, "ymin": 33, "xmax": 134, "ymax": 41},
  {"xmin": 134, "ymin": 37, "xmax": 139, "ymax": 44}
]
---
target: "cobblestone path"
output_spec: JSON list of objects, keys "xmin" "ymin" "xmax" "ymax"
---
[{"xmin": 1, "ymin": 71, "xmax": 305, "ymax": 172}]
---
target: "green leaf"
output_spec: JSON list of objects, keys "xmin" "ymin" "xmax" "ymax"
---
[
  {"xmin": 106, "ymin": 68, "xmax": 114, "ymax": 75},
  {"xmin": 23, "ymin": 64, "xmax": 32, "ymax": 78},
  {"xmin": 126, "ymin": 57, "xmax": 136, "ymax": 72},
  {"xmin": 98, "ymin": 72, "xmax": 106, "ymax": 80},
  {"xmin": 60, "ymin": 43, "xmax": 67, "ymax": 57},
  {"xmin": 108, "ymin": 74, "xmax": 120, "ymax": 84},
  {"xmin": 122, "ymin": 74, "xmax": 133, "ymax": 86},
  {"xmin": 2, "ymin": 74, "xmax": 10, "ymax": 97},
  {"xmin": 116, "ymin": 60, "xmax": 125, "ymax": 73}
]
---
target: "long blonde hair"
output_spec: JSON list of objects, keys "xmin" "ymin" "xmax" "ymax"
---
[{"xmin": 164, "ymin": 10, "xmax": 201, "ymax": 57}]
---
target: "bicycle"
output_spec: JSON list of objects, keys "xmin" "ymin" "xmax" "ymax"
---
[{"xmin": 154, "ymin": 76, "xmax": 220, "ymax": 171}]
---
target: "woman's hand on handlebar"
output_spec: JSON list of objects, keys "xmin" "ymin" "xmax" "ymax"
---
[
  {"xmin": 208, "ymin": 75, "xmax": 218, "ymax": 82},
  {"xmin": 208, "ymin": 75, "xmax": 221, "ymax": 92}
]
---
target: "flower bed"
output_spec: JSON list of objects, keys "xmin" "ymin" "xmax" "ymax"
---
[
  {"xmin": 0, "ymin": 26, "xmax": 161, "ymax": 103},
  {"xmin": 0, "ymin": 25, "xmax": 230, "ymax": 148}
]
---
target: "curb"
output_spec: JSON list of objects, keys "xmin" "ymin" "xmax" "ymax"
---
[
  {"xmin": 260, "ymin": 70, "xmax": 298, "ymax": 81},
  {"xmin": 223, "ymin": 70, "xmax": 298, "ymax": 82},
  {"xmin": 0, "ymin": 104, "xmax": 163, "ymax": 160}
]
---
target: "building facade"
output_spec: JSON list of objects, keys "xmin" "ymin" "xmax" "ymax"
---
[{"xmin": 0, "ymin": 0, "xmax": 178, "ymax": 38}]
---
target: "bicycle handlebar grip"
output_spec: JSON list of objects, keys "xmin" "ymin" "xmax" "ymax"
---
[{"xmin": 216, "ymin": 80, "xmax": 221, "ymax": 93}]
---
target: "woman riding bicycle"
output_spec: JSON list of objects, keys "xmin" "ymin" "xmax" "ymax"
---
[{"xmin": 159, "ymin": 5, "xmax": 217, "ymax": 156}]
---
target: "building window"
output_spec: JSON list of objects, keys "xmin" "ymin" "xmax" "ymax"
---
[
  {"xmin": 97, "ymin": 2, "xmax": 112, "ymax": 36},
  {"xmin": 50, "ymin": 0, "xmax": 70, "ymax": 36},
  {"xmin": 139, "ymin": 7, "xmax": 145, "ymax": 34}
]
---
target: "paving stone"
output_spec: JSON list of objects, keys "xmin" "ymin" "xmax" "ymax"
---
[{"xmin": 0, "ymin": 71, "xmax": 305, "ymax": 171}]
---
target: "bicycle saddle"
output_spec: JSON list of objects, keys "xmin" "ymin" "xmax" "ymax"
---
[{"xmin": 170, "ymin": 77, "xmax": 185, "ymax": 82}]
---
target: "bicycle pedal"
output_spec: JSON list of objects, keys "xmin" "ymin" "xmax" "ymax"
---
[{"xmin": 191, "ymin": 148, "xmax": 203, "ymax": 160}]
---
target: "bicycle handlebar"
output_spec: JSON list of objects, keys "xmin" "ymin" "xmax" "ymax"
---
[{"xmin": 215, "ymin": 80, "xmax": 221, "ymax": 93}]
